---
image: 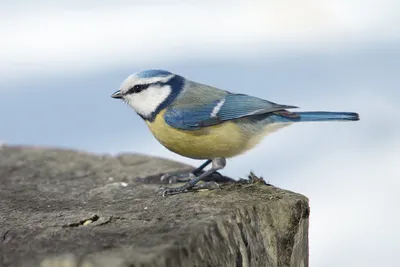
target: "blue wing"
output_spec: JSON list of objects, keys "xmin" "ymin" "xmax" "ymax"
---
[{"xmin": 164, "ymin": 93, "xmax": 297, "ymax": 130}]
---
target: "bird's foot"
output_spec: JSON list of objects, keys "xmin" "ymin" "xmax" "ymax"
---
[
  {"xmin": 162, "ymin": 181, "xmax": 220, "ymax": 197},
  {"xmin": 160, "ymin": 172, "xmax": 195, "ymax": 184},
  {"xmin": 160, "ymin": 171, "xmax": 224, "ymax": 184}
]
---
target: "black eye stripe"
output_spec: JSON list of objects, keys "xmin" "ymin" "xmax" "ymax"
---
[{"xmin": 126, "ymin": 84, "xmax": 151, "ymax": 94}]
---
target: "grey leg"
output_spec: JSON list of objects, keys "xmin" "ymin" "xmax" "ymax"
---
[
  {"xmin": 193, "ymin": 159, "xmax": 212, "ymax": 175},
  {"xmin": 162, "ymin": 158, "xmax": 226, "ymax": 197},
  {"xmin": 160, "ymin": 159, "xmax": 212, "ymax": 184}
]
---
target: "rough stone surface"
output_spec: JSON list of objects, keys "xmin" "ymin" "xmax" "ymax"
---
[{"xmin": 0, "ymin": 145, "xmax": 309, "ymax": 267}]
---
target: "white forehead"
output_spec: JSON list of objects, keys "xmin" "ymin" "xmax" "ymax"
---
[{"xmin": 120, "ymin": 73, "xmax": 175, "ymax": 93}]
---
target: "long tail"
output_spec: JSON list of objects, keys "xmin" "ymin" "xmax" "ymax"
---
[
  {"xmin": 272, "ymin": 111, "xmax": 360, "ymax": 123},
  {"xmin": 295, "ymin": 111, "xmax": 359, "ymax": 122}
]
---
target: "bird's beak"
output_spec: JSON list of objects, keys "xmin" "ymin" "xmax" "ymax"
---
[{"xmin": 111, "ymin": 90, "xmax": 123, "ymax": 99}]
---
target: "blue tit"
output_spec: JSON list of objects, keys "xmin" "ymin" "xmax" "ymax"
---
[{"xmin": 111, "ymin": 69, "xmax": 359, "ymax": 196}]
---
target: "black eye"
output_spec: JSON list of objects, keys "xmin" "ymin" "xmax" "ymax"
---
[
  {"xmin": 127, "ymin": 84, "xmax": 149, "ymax": 94},
  {"xmin": 134, "ymin": 85, "xmax": 144, "ymax": 91}
]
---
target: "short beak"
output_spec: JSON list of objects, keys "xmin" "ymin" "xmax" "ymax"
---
[{"xmin": 111, "ymin": 90, "xmax": 123, "ymax": 99}]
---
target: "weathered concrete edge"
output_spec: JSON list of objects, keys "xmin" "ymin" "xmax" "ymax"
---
[{"xmin": 79, "ymin": 190, "xmax": 310, "ymax": 267}]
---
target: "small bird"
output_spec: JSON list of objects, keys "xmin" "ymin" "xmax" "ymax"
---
[{"xmin": 111, "ymin": 69, "xmax": 359, "ymax": 196}]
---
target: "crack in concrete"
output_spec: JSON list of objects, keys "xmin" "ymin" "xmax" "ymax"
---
[
  {"xmin": 62, "ymin": 215, "xmax": 100, "ymax": 228},
  {"xmin": 1, "ymin": 230, "xmax": 14, "ymax": 244}
]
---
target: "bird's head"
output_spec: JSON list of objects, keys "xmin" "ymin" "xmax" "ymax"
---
[{"xmin": 111, "ymin": 69, "xmax": 185, "ymax": 121}]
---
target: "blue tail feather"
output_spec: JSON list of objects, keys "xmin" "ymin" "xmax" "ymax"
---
[{"xmin": 272, "ymin": 111, "xmax": 360, "ymax": 123}]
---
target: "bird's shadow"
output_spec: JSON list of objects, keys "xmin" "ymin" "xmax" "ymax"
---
[{"xmin": 136, "ymin": 170, "xmax": 270, "ymax": 186}]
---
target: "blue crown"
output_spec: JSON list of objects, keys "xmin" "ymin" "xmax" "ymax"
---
[{"xmin": 135, "ymin": 69, "xmax": 172, "ymax": 79}]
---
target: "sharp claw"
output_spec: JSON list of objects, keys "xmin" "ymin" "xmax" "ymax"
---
[
  {"xmin": 160, "ymin": 172, "xmax": 195, "ymax": 184},
  {"xmin": 193, "ymin": 181, "xmax": 220, "ymax": 190},
  {"xmin": 160, "ymin": 173, "xmax": 178, "ymax": 183},
  {"xmin": 162, "ymin": 187, "xmax": 187, "ymax": 197},
  {"xmin": 160, "ymin": 174, "xmax": 169, "ymax": 183},
  {"xmin": 167, "ymin": 176, "xmax": 179, "ymax": 184},
  {"xmin": 161, "ymin": 181, "xmax": 220, "ymax": 197},
  {"xmin": 162, "ymin": 189, "xmax": 168, "ymax": 197}
]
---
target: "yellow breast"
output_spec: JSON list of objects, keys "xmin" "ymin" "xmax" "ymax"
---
[{"xmin": 145, "ymin": 110, "xmax": 268, "ymax": 159}]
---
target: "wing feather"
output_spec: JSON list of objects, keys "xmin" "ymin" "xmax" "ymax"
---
[{"xmin": 164, "ymin": 93, "xmax": 297, "ymax": 130}]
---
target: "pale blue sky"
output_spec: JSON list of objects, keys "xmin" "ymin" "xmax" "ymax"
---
[{"xmin": 1, "ymin": 1, "xmax": 399, "ymax": 266}]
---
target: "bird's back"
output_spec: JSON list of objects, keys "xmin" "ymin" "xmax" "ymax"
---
[{"xmin": 170, "ymin": 79, "xmax": 228, "ymax": 108}]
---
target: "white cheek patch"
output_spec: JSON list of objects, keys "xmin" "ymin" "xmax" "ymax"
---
[{"xmin": 125, "ymin": 85, "xmax": 171, "ymax": 117}]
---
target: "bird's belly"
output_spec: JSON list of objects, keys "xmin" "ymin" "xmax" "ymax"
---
[
  {"xmin": 146, "ymin": 111, "xmax": 291, "ymax": 159},
  {"xmin": 145, "ymin": 113, "xmax": 250, "ymax": 159}
]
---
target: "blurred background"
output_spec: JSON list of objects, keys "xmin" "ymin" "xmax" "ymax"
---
[{"xmin": 1, "ymin": 0, "xmax": 399, "ymax": 266}]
